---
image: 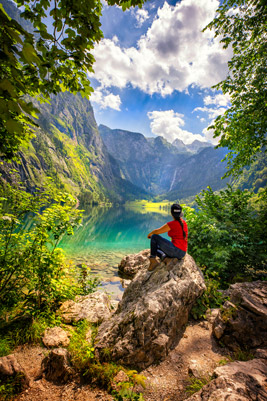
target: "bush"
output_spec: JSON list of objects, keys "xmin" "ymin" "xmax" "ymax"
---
[
  {"xmin": 190, "ymin": 272, "xmax": 226, "ymax": 320},
  {"xmin": 0, "ymin": 181, "xmax": 83, "ymax": 318},
  {"xmin": 185, "ymin": 186, "xmax": 267, "ymax": 284}
]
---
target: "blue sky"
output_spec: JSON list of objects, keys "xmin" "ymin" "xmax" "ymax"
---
[{"xmin": 89, "ymin": 0, "xmax": 232, "ymax": 144}]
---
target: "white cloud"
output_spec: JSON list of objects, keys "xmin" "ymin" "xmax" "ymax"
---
[
  {"xmin": 204, "ymin": 93, "xmax": 231, "ymax": 107},
  {"xmin": 90, "ymin": 0, "xmax": 232, "ymax": 96},
  {"xmin": 135, "ymin": 9, "xmax": 149, "ymax": 27},
  {"xmin": 147, "ymin": 110, "xmax": 206, "ymax": 144},
  {"xmin": 193, "ymin": 105, "xmax": 227, "ymax": 120},
  {"xmin": 193, "ymin": 92, "xmax": 231, "ymax": 143},
  {"xmin": 90, "ymin": 88, "xmax": 121, "ymax": 111}
]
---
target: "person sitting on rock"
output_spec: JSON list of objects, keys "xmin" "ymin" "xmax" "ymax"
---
[{"xmin": 147, "ymin": 204, "xmax": 188, "ymax": 271}]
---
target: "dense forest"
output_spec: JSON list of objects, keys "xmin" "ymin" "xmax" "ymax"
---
[{"xmin": 0, "ymin": 0, "xmax": 266, "ymax": 399}]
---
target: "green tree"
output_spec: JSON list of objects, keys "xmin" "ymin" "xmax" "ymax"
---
[
  {"xmin": 205, "ymin": 0, "xmax": 267, "ymax": 177},
  {"xmin": 0, "ymin": 0, "xmax": 145, "ymax": 159}
]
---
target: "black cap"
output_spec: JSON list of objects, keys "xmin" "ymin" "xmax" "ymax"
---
[{"xmin": 171, "ymin": 204, "xmax": 182, "ymax": 216}]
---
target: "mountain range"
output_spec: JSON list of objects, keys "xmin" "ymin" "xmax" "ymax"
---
[{"xmin": 99, "ymin": 124, "xmax": 229, "ymax": 199}]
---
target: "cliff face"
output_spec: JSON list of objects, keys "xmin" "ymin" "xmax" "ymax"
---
[
  {"xmin": 99, "ymin": 125, "xmax": 189, "ymax": 194},
  {"xmin": 0, "ymin": 93, "xmax": 149, "ymax": 202},
  {"xmin": 99, "ymin": 124, "xmax": 229, "ymax": 198}
]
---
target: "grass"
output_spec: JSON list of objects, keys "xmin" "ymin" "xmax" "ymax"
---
[
  {"xmin": 67, "ymin": 320, "xmax": 95, "ymax": 370},
  {"xmin": 125, "ymin": 200, "xmax": 174, "ymax": 215},
  {"xmin": 185, "ymin": 375, "xmax": 212, "ymax": 396}
]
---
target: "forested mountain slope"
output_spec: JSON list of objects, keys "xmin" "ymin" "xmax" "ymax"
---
[{"xmin": 0, "ymin": 93, "xmax": 149, "ymax": 202}]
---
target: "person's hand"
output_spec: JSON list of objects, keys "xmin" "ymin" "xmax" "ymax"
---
[{"xmin": 147, "ymin": 234, "xmax": 151, "ymax": 239}]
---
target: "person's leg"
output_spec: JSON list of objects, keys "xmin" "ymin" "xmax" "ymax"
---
[{"xmin": 151, "ymin": 234, "xmax": 186, "ymax": 259}]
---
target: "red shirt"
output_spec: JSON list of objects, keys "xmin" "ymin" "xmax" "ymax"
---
[{"xmin": 167, "ymin": 219, "xmax": 188, "ymax": 252}]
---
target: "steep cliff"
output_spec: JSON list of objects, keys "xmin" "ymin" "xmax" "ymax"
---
[
  {"xmin": 0, "ymin": 93, "xmax": 149, "ymax": 202},
  {"xmin": 99, "ymin": 124, "xmax": 229, "ymax": 198}
]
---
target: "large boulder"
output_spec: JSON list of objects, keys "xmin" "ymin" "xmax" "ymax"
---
[
  {"xmin": 118, "ymin": 249, "xmax": 150, "ymax": 278},
  {"xmin": 213, "ymin": 281, "xmax": 267, "ymax": 351},
  {"xmin": 58, "ymin": 291, "xmax": 112, "ymax": 324},
  {"xmin": 95, "ymin": 253, "xmax": 206, "ymax": 369},
  {"xmin": 186, "ymin": 355, "xmax": 267, "ymax": 401}
]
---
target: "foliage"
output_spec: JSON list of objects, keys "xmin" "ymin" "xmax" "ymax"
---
[
  {"xmin": 84, "ymin": 362, "xmax": 123, "ymax": 390},
  {"xmin": 0, "ymin": 337, "xmax": 12, "ymax": 357},
  {"xmin": 190, "ymin": 273, "xmax": 226, "ymax": 320},
  {"xmin": 112, "ymin": 370, "xmax": 146, "ymax": 401},
  {"xmin": 68, "ymin": 320, "xmax": 95, "ymax": 371},
  {"xmin": 233, "ymin": 348, "xmax": 254, "ymax": 362},
  {"xmin": 185, "ymin": 375, "xmax": 211, "ymax": 396},
  {"xmin": 0, "ymin": 372, "xmax": 26, "ymax": 400},
  {"xmin": 205, "ymin": 0, "xmax": 267, "ymax": 177},
  {"xmin": 0, "ymin": 181, "xmax": 83, "ymax": 317},
  {"xmin": 0, "ymin": 311, "xmax": 62, "ymax": 357},
  {"xmin": 0, "ymin": 0, "xmax": 145, "ymax": 159},
  {"xmin": 77, "ymin": 264, "xmax": 100, "ymax": 296},
  {"xmin": 185, "ymin": 185, "xmax": 267, "ymax": 283}
]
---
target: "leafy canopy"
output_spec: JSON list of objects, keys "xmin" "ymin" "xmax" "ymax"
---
[
  {"xmin": 0, "ymin": 0, "xmax": 145, "ymax": 158},
  {"xmin": 205, "ymin": 0, "xmax": 267, "ymax": 177}
]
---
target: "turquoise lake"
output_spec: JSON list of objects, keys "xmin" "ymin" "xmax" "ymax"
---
[{"xmin": 58, "ymin": 206, "xmax": 170, "ymax": 299}]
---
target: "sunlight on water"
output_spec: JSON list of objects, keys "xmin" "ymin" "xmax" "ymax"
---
[{"xmin": 58, "ymin": 205, "xmax": 169, "ymax": 298}]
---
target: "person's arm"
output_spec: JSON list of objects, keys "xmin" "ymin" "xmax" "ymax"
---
[{"xmin": 147, "ymin": 223, "xmax": 170, "ymax": 238}]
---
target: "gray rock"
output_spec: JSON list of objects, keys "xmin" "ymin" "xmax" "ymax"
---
[
  {"xmin": 187, "ymin": 357, "xmax": 267, "ymax": 400},
  {"xmin": 42, "ymin": 327, "xmax": 70, "ymax": 348},
  {"xmin": 58, "ymin": 291, "xmax": 112, "ymax": 324},
  {"xmin": 42, "ymin": 348, "xmax": 74, "ymax": 383},
  {"xmin": 95, "ymin": 253, "xmax": 206, "ymax": 369},
  {"xmin": 212, "ymin": 281, "xmax": 267, "ymax": 350},
  {"xmin": 118, "ymin": 249, "xmax": 150, "ymax": 278}
]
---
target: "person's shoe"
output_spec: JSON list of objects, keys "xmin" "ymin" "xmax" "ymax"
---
[{"xmin": 148, "ymin": 258, "xmax": 159, "ymax": 271}]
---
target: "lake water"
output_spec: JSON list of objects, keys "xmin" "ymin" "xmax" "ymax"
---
[{"xmin": 58, "ymin": 205, "xmax": 169, "ymax": 299}]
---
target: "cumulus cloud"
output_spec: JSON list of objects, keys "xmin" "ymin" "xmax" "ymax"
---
[
  {"xmin": 90, "ymin": 88, "xmax": 121, "ymax": 111},
  {"xmin": 204, "ymin": 93, "xmax": 231, "ymax": 107},
  {"xmin": 148, "ymin": 110, "xmax": 206, "ymax": 144},
  {"xmin": 193, "ymin": 105, "xmax": 227, "ymax": 120},
  {"xmin": 135, "ymin": 9, "xmax": 149, "ymax": 27},
  {"xmin": 193, "ymin": 92, "xmax": 231, "ymax": 143},
  {"xmin": 90, "ymin": 0, "xmax": 232, "ymax": 97}
]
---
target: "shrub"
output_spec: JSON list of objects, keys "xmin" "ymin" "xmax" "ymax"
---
[
  {"xmin": 0, "ymin": 181, "xmax": 83, "ymax": 318},
  {"xmin": 185, "ymin": 186, "xmax": 267, "ymax": 284}
]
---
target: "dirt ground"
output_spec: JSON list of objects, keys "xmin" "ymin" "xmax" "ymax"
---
[{"xmin": 12, "ymin": 315, "xmax": 228, "ymax": 401}]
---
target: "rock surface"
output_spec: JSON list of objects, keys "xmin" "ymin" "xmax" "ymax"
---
[
  {"xmin": 95, "ymin": 253, "xmax": 206, "ymax": 369},
  {"xmin": 186, "ymin": 357, "xmax": 267, "ymax": 401},
  {"xmin": 118, "ymin": 249, "xmax": 150, "ymax": 278},
  {"xmin": 42, "ymin": 348, "xmax": 74, "ymax": 383},
  {"xmin": 42, "ymin": 327, "xmax": 70, "ymax": 348},
  {"xmin": 212, "ymin": 281, "xmax": 267, "ymax": 351},
  {"xmin": 58, "ymin": 291, "xmax": 111, "ymax": 324},
  {"xmin": 0, "ymin": 354, "xmax": 29, "ymax": 390}
]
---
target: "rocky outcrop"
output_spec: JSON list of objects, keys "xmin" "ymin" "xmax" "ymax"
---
[
  {"xmin": 186, "ymin": 355, "xmax": 267, "ymax": 401},
  {"xmin": 58, "ymin": 291, "xmax": 112, "ymax": 324},
  {"xmin": 42, "ymin": 348, "xmax": 74, "ymax": 383},
  {"xmin": 42, "ymin": 327, "xmax": 70, "ymax": 348},
  {"xmin": 118, "ymin": 249, "xmax": 150, "ymax": 278},
  {"xmin": 213, "ymin": 281, "xmax": 267, "ymax": 351},
  {"xmin": 95, "ymin": 254, "xmax": 206, "ymax": 369}
]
